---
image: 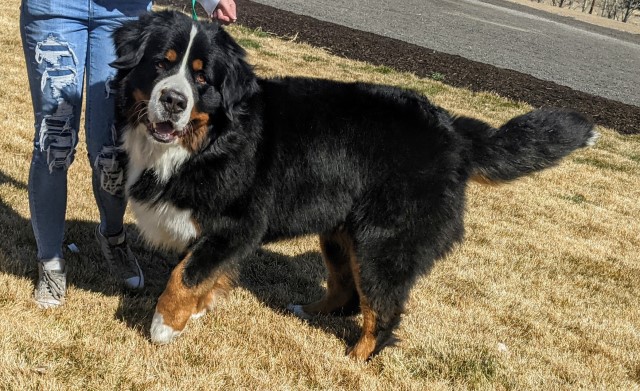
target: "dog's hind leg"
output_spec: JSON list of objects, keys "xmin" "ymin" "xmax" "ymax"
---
[
  {"xmin": 289, "ymin": 228, "xmax": 360, "ymax": 318},
  {"xmin": 346, "ymin": 237, "xmax": 424, "ymax": 361}
]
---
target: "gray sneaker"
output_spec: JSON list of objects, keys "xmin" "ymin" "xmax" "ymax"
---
[
  {"xmin": 95, "ymin": 226, "xmax": 144, "ymax": 291},
  {"xmin": 34, "ymin": 259, "xmax": 66, "ymax": 309}
]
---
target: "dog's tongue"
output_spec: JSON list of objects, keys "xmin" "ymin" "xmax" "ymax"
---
[{"xmin": 154, "ymin": 122, "xmax": 174, "ymax": 135}]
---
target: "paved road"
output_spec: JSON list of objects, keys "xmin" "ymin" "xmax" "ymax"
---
[{"xmin": 251, "ymin": 0, "xmax": 640, "ymax": 107}]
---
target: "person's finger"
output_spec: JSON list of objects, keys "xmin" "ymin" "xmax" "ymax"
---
[
  {"xmin": 216, "ymin": 0, "xmax": 237, "ymax": 22},
  {"xmin": 228, "ymin": 0, "xmax": 236, "ymax": 20},
  {"xmin": 214, "ymin": 8, "xmax": 233, "ymax": 24}
]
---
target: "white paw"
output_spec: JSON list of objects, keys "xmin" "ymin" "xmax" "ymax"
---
[
  {"xmin": 190, "ymin": 309, "xmax": 207, "ymax": 320},
  {"xmin": 287, "ymin": 304, "xmax": 311, "ymax": 320},
  {"xmin": 586, "ymin": 130, "xmax": 600, "ymax": 147},
  {"xmin": 150, "ymin": 312, "xmax": 182, "ymax": 344}
]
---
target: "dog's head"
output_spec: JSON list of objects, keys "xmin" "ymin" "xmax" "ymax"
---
[{"xmin": 111, "ymin": 10, "xmax": 258, "ymax": 149}]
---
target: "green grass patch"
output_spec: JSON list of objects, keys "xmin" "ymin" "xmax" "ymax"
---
[
  {"xmin": 256, "ymin": 49, "xmax": 278, "ymax": 58},
  {"xmin": 414, "ymin": 83, "xmax": 448, "ymax": 97},
  {"xmin": 405, "ymin": 345, "xmax": 506, "ymax": 388},
  {"xmin": 232, "ymin": 25, "xmax": 270, "ymax": 38},
  {"xmin": 469, "ymin": 92, "xmax": 526, "ymax": 111},
  {"xmin": 573, "ymin": 157, "xmax": 631, "ymax": 172},
  {"xmin": 236, "ymin": 38, "xmax": 261, "ymax": 50},
  {"xmin": 560, "ymin": 193, "xmax": 587, "ymax": 204},
  {"xmin": 430, "ymin": 72, "xmax": 445, "ymax": 82},
  {"xmin": 359, "ymin": 64, "xmax": 395, "ymax": 75},
  {"xmin": 373, "ymin": 65, "xmax": 394, "ymax": 75},
  {"xmin": 301, "ymin": 54, "xmax": 325, "ymax": 63},
  {"xmin": 249, "ymin": 28, "xmax": 270, "ymax": 38}
]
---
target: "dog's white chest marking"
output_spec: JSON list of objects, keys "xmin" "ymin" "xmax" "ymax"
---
[
  {"xmin": 129, "ymin": 199, "xmax": 197, "ymax": 252},
  {"xmin": 123, "ymin": 124, "xmax": 197, "ymax": 251}
]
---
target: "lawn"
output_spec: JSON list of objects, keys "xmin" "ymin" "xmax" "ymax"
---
[{"xmin": 1, "ymin": 1, "xmax": 639, "ymax": 390}]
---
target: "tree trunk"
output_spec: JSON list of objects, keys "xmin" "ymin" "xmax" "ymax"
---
[{"xmin": 588, "ymin": 0, "xmax": 595, "ymax": 14}]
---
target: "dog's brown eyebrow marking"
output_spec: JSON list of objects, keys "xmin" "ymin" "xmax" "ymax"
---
[
  {"xmin": 165, "ymin": 49, "xmax": 178, "ymax": 62},
  {"xmin": 192, "ymin": 59, "xmax": 203, "ymax": 72},
  {"xmin": 132, "ymin": 88, "xmax": 150, "ymax": 102}
]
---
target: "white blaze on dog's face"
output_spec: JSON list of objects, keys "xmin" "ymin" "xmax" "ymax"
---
[{"xmin": 146, "ymin": 25, "xmax": 198, "ymax": 143}]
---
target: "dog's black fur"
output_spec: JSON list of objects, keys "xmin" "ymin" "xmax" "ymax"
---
[{"xmin": 112, "ymin": 11, "xmax": 597, "ymax": 358}]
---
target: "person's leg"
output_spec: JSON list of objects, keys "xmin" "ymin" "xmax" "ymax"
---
[
  {"xmin": 86, "ymin": 0, "xmax": 151, "ymax": 290},
  {"xmin": 20, "ymin": 0, "xmax": 88, "ymax": 307}
]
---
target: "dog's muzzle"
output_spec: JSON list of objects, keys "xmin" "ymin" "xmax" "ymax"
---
[{"xmin": 145, "ymin": 88, "xmax": 193, "ymax": 143}]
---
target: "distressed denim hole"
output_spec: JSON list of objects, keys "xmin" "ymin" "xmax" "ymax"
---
[
  {"xmin": 94, "ymin": 142, "xmax": 125, "ymax": 196},
  {"xmin": 34, "ymin": 34, "xmax": 79, "ymax": 172},
  {"xmin": 39, "ymin": 100, "xmax": 76, "ymax": 172}
]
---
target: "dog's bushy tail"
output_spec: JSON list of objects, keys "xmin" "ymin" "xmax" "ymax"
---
[{"xmin": 453, "ymin": 109, "xmax": 598, "ymax": 184}]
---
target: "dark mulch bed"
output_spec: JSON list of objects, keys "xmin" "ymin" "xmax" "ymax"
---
[{"xmin": 159, "ymin": 0, "xmax": 639, "ymax": 134}]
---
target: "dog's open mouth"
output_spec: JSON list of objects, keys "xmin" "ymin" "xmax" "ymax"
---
[{"xmin": 147, "ymin": 121, "xmax": 181, "ymax": 143}]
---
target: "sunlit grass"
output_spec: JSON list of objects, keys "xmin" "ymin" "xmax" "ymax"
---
[{"xmin": 1, "ymin": 2, "xmax": 638, "ymax": 390}]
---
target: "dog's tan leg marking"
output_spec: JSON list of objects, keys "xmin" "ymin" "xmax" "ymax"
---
[
  {"xmin": 151, "ymin": 254, "xmax": 233, "ymax": 344},
  {"xmin": 348, "ymin": 253, "xmax": 378, "ymax": 361},
  {"xmin": 151, "ymin": 257, "xmax": 195, "ymax": 344},
  {"xmin": 301, "ymin": 231, "xmax": 357, "ymax": 315},
  {"xmin": 192, "ymin": 272, "xmax": 234, "ymax": 319},
  {"xmin": 470, "ymin": 173, "xmax": 501, "ymax": 186}
]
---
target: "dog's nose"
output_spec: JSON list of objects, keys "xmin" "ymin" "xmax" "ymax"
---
[{"xmin": 160, "ymin": 89, "xmax": 187, "ymax": 113}]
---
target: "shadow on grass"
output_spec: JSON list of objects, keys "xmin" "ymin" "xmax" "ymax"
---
[
  {"xmin": 238, "ymin": 248, "xmax": 362, "ymax": 349},
  {"xmin": 0, "ymin": 170, "xmax": 361, "ymax": 348},
  {"xmin": 0, "ymin": 169, "xmax": 163, "ymax": 325}
]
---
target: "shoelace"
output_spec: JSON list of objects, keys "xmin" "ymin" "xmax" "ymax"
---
[{"xmin": 38, "ymin": 270, "xmax": 65, "ymax": 300}]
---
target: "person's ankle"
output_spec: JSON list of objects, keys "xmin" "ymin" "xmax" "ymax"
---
[{"xmin": 41, "ymin": 257, "xmax": 65, "ymax": 272}]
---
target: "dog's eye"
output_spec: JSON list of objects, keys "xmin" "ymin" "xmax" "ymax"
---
[
  {"xmin": 155, "ymin": 60, "xmax": 169, "ymax": 70},
  {"xmin": 194, "ymin": 72, "xmax": 207, "ymax": 85}
]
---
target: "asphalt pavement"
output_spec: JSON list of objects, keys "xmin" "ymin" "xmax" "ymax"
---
[{"xmin": 250, "ymin": 0, "xmax": 640, "ymax": 107}]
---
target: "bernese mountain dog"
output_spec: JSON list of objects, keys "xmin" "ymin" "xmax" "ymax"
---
[{"xmin": 111, "ymin": 10, "xmax": 598, "ymax": 360}]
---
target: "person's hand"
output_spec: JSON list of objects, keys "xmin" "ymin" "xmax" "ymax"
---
[{"xmin": 213, "ymin": 0, "xmax": 237, "ymax": 24}]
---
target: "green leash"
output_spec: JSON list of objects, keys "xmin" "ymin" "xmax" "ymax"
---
[{"xmin": 191, "ymin": 0, "xmax": 198, "ymax": 21}]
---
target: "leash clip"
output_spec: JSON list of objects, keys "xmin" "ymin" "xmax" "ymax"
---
[
  {"xmin": 193, "ymin": 0, "xmax": 219, "ymax": 20},
  {"xmin": 191, "ymin": 0, "xmax": 199, "ymax": 21}
]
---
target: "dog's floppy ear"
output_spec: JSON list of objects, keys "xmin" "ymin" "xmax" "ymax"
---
[
  {"xmin": 111, "ymin": 13, "xmax": 155, "ymax": 70},
  {"xmin": 209, "ymin": 24, "xmax": 259, "ymax": 120}
]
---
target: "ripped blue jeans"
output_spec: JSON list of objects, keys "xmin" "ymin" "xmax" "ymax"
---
[{"xmin": 20, "ymin": 0, "xmax": 151, "ymax": 260}]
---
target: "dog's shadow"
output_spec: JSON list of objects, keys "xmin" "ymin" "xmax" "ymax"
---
[
  {"xmin": 114, "ymin": 245, "xmax": 362, "ymax": 348},
  {"xmin": 0, "ymin": 169, "xmax": 360, "ymax": 346},
  {"xmin": 239, "ymin": 248, "xmax": 362, "ymax": 347}
]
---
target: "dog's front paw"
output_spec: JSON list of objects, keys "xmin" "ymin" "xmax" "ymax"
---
[
  {"xmin": 287, "ymin": 304, "xmax": 312, "ymax": 320},
  {"xmin": 150, "ymin": 312, "xmax": 183, "ymax": 344},
  {"xmin": 190, "ymin": 308, "xmax": 208, "ymax": 320}
]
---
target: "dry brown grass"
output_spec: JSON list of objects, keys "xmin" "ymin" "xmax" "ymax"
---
[{"xmin": 1, "ymin": 1, "xmax": 639, "ymax": 390}]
